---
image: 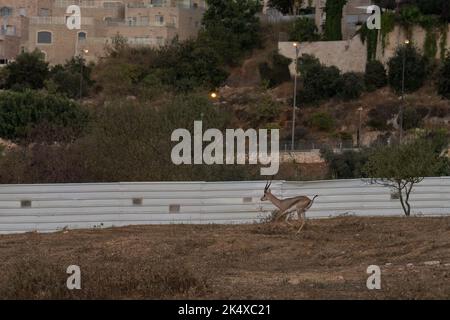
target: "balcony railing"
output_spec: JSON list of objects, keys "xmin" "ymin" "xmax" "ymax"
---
[
  {"xmin": 106, "ymin": 20, "xmax": 175, "ymax": 28},
  {"xmin": 0, "ymin": 29, "xmax": 16, "ymax": 36},
  {"xmin": 30, "ymin": 16, "xmax": 94, "ymax": 25}
]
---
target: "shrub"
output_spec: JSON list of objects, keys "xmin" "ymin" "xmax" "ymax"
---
[
  {"xmin": 258, "ymin": 51, "xmax": 291, "ymax": 88},
  {"xmin": 298, "ymin": 55, "xmax": 342, "ymax": 103},
  {"xmin": 388, "ymin": 45, "xmax": 428, "ymax": 93},
  {"xmin": 95, "ymin": 39, "xmax": 228, "ymax": 95},
  {"xmin": 5, "ymin": 50, "xmax": 49, "ymax": 90},
  {"xmin": 309, "ymin": 112, "xmax": 335, "ymax": 132},
  {"xmin": 0, "ymin": 90, "xmax": 88, "ymax": 142},
  {"xmin": 367, "ymin": 103, "xmax": 399, "ymax": 130},
  {"xmin": 401, "ymin": 106, "xmax": 428, "ymax": 130},
  {"xmin": 365, "ymin": 60, "xmax": 388, "ymax": 91},
  {"xmin": 201, "ymin": 0, "xmax": 261, "ymax": 65},
  {"xmin": 437, "ymin": 55, "xmax": 450, "ymax": 99},
  {"xmin": 249, "ymin": 96, "xmax": 281, "ymax": 127},
  {"xmin": 338, "ymin": 72, "xmax": 365, "ymax": 100},
  {"xmin": 321, "ymin": 148, "xmax": 369, "ymax": 179},
  {"xmin": 47, "ymin": 56, "xmax": 94, "ymax": 99},
  {"xmin": 288, "ymin": 17, "xmax": 320, "ymax": 42}
]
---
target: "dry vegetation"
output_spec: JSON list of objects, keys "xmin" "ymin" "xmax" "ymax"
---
[{"xmin": 0, "ymin": 216, "xmax": 449, "ymax": 299}]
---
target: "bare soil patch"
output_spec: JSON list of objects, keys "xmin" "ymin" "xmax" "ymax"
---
[{"xmin": 0, "ymin": 216, "xmax": 449, "ymax": 299}]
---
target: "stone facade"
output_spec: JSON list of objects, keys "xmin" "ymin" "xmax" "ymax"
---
[
  {"xmin": 0, "ymin": 0, "xmax": 206, "ymax": 65},
  {"xmin": 279, "ymin": 25, "xmax": 450, "ymax": 74}
]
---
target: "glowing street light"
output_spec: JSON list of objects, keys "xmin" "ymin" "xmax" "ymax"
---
[
  {"xmin": 291, "ymin": 42, "xmax": 300, "ymax": 151},
  {"xmin": 399, "ymin": 39, "xmax": 410, "ymax": 144},
  {"xmin": 79, "ymin": 48, "xmax": 89, "ymax": 102},
  {"xmin": 210, "ymin": 92, "xmax": 218, "ymax": 99}
]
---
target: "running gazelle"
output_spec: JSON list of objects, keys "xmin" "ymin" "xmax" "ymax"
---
[{"xmin": 260, "ymin": 180, "xmax": 318, "ymax": 233}]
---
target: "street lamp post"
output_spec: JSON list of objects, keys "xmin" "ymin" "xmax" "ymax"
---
[
  {"xmin": 291, "ymin": 42, "xmax": 300, "ymax": 151},
  {"xmin": 399, "ymin": 39, "xmax": 409, "ymax": 144},
  {"xmin": 357, "ymin": 107, "xmax": 363, "ymax": 148},
  {"xmin": 79, "ymin": 48, "xmax": 89, "ymax": 102}
]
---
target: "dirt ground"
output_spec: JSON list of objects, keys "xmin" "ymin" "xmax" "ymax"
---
[{"xmin": 0, "ymin": 216, "xmax": 449, "ymax": 299}]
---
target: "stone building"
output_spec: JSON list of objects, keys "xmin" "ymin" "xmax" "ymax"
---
[
  {"xmin": 0, "ymin": 0, "xmax": 206, "ymax": 65},
  {"xmin": 262, "ymin": 0, "xmax": 373, "ymax": 40}
]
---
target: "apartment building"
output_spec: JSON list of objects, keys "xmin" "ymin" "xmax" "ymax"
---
[
  {"xmin": 0, "ymin": 0, "xmax": 206, "ymax": 65},
  {"xmin": 263, "ymin": 0, "xmax": 373, "ymax": 40}
]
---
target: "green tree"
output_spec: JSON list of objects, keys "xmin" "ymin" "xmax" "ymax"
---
[
  {"xmin": 309, "ymin": 112, "xmax": 335, "ymax": 131},
  {"xmin": 321, "ymin": 148, "xmax": 369, "ymax": 179},
  {"xmin": 258, "ymin": 51, "xmax": 291, "ymax": 88},
  {"xmin": 47, "ymin": 56, "xmax": 94, "ymax": 99},
  {"xmin": 323, "ymin": 0, "xmax": 347, "ymax": 41},
  {"xmin": 365, "ymin": 60, "xmax": 388, "ymax": 91},
  {"xmin": 201, "ymin": 0, "xmax": 261, "ymax": 65},
  {"xmin": 338, "ymin": 72, "xmax": 365, "ymax": 100},
  {"xmin": 5, "ymin": 50, "xmax": 49, "ymax": 90},
  {"xmin": 437, "ymin": 54, "xmax": 450, "ymax": 99},
  {"xmin": 0, "ymin": 90, "xmax": 88, "ymax": 142},
  {"xmin": 387, "ymin": 45, "xmax": 428, "ymax": 93},
  {"xmin": 268, "ymin": 0, "xmax": 307, "ymax": 15},
  {"xmin": 364, "ymin": 139, "xmax": 442, "ymax": 216},
  {"xmin": 288, "ymin": 17, "xmax": 320, "ymax": 42},
  {"xmin": 298, "ymin": 54, "xmax": 342, "ymax": 102}
]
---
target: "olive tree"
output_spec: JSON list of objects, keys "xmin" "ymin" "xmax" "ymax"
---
[{"xmin": 363, "ymin": 140, "xmax": 442, "ymax": 216}]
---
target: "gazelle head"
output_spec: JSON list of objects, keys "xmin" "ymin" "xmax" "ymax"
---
[{"xmin": 261, "ymin": 180, "xmax": 273, "ymax": 201}]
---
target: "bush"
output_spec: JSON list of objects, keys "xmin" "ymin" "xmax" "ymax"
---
[
  {"xmin": 47, "ymin": 56, "xmax": 94, "ymax": 99},
  {"xmin": 288, "ymin": 17, "xmax": 320, "ymax": 42},
  {"xmin": 388, "ymin": 45, "xmax": 428, "ymax": 93},
  {"xmin": 5, "ymin": 50, "xmax": 49, "ymax": 90},
  {"xmin": 201, "ymin": 0, "xmax": 261, "ymax": 65},
  {"xmin": 401, "ymin": 106, "xmax": 428, "ymax": 130},
  {"xmin": 367, "ymin": 103, "xmax": 399, "ymax": 130},
  {"xmin": 0, "ymin": 90, "xmax": 88, "ymax": 142},
  {"xmin": 95, "ymin": 39, "xmax": 228, "ymax": 96},
  {"xmin": 309, "ymin": 112, "xmax": 335, "ymax": 132},
  {"xmin": 437, "ymin": 55, "xmax": 450, "ymax": 99},
  {"xmin": 338, "ymin": 72, "xmax": 365, "ymax": 100},
  {"xmin": 250, "ymin": 96, "xmax": 281, "ymax": 126},
  {"xmin": 298, "ymin": 54, "xmax": 342, "ymax": 103},
  {"xmin": 258, "ymin": 51, "xmax": 291, "ymax": 88},
  {"xmin": 321, "ymin": 148, "xmax": 369, "ymax": 179},
  {"xmin": 365, "ymin": 60, "xmax": 388, "ymax": 91}
]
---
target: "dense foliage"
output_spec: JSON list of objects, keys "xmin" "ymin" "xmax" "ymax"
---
[
  {"xmin": 0, "ymin": 90, "xmax": 88, "ymax": 142},
  {"xmin": 4, "ymin": 50, "xmax": 49, "ymax": 90},
  {"xmin": 323, "ymin": 0, "xmax": 347, "ymax": 41},
  {"xmin": 337, "ymin": 72, "xmax": 365, "ymax": 101},
  {"xmin": 365, "ymin": 60, "xmax": 388, "ymax": 91},
  {"xmin": 258, "ymin": 51, "xmax": 292, "ymax": 88},
  {"xmin": 288, "ymin": 17, "xmax": 320, "ymax": 42},
  {"xmin": 437, "ymin": 54, "xmax": 450, "ymax": 99},
  {"xmin": 321, "ymin": 148, "xmax": 369, "ymax": 179},
  {"xmin": 297, "ymin": 54, "xmax": 342, "ymax": 103},
  {"xmin": 387, "ymin": 45, "xmax": 428, "ymax": 93},
  {"xmin": 201, "ymin": 0, "xmax": 262, "ymax": 65}
]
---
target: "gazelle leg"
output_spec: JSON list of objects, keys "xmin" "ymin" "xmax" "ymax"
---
[{"xmin": 296, "ymin": 211, "xmax": 306, "ymax": 234}]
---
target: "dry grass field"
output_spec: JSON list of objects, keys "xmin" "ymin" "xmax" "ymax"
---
[{"xmin": 0, "ymin": 216, "xmax": 449, "ymax": 299}]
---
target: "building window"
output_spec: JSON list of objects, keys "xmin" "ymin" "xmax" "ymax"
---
[
  {"xmin": 78, "ymin": 31, "xmax": 87, "ymax": 41},
  {"xmin": 39, "ymin": 8, "xmax": 50, "ymax": 17},
  {"xmin": 0, "ymin": 7, "xmax": 12, "ymax": 17},
  {"xmin": 151, "ymin": 0, "xmax": 164, "ymax": 7},
  {"xmin": 103, "ymin": 2, "xmax": 123, "ymax": 8},
  {"xmin": 155, "ymin": 15, "xmax": 164, "ymax": 25},
  {"xmin": 37, "ymin": 31, "xmax": 52, "ymax": 44},
  {"xmin": 127, "ymin": 17, "xmax": 137, "ymax": 26}
]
